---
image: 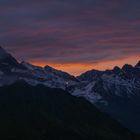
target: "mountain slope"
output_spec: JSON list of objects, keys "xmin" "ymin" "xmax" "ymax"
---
[
  {"xmin": 0, "ymin": 47, "xmax": 78, "ymax": 88},
  {"xmin": 0, "ymin": 81, "xmax": 138, "ymax": 140},
  {"xmin": 68, "ymin": 62, "xmax": 140, "ymax": 132}
]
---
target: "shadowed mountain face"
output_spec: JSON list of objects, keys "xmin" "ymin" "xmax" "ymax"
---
[
  {"xmin": 0, "ymin": 81, "xmax": 138, "ymax": 140},
  {"xmin": 70, "ymin": 62, "xmax": 140, "ymax": 133},
  {"xmin": 0, "ymin": 46, "xmax": 140, "ymax": 133}
]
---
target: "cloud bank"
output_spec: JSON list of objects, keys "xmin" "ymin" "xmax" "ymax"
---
[{"xmin": 0, "ymin": 0, "xmax": 140, "ymax": 74}]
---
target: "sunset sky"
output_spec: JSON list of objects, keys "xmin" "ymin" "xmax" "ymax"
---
[{"xmin": 0, "ymin": 0, "xmax": 140, "ymax": 75}]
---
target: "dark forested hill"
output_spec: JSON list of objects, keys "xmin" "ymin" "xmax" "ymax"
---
[{"xmin": 0, "ymin": 81, "xmax": 138, "ymax": 140}]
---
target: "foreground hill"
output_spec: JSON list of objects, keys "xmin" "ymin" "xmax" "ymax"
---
[{"xmin": 0, "ymin": 81, "xmax": 138, "ymax": 140}]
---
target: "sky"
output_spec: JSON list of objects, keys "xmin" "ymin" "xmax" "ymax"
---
[{"xmin": 0, "ymin": 0, "xmax": 140, "ymax": 75}]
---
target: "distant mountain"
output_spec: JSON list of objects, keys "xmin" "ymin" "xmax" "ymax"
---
[
  {"xmin": 0, "ymin": 46, "xmax": 140, "ymax": 133},
  {"xmin": 0, "ymin": 81, "xmax": 138, "ymax": 140},
  {"xmin": 68, "ymin": 62, "xmax": 140, "ymax": 133},
  {"xmin": 0, "ymin": 47, "xmax": 79, "ymax": 88}
]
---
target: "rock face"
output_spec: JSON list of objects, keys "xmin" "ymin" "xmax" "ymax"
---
[
  {"xmin": 0, "ymin": 46, "xmax": 140, "ymax": 133},
  {"xmin": 68, "ymin": 62, "xmax": 140, "ymax": 133}
]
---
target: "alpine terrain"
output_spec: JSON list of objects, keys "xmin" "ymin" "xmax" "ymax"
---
[{"xmin": 0, "ymin": 46, "xmax": 140, "ymax": 136}]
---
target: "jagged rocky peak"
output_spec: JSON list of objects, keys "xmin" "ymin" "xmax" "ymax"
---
[
  {"xmin": 77, "ymin": 69, "xmax": 102, "ymax": 81},
  {"xmin": 112, "ymin": 66, "xmax": 122, "ymax": 74},
  {"xmin": 135, "ymin": 61, "xmax": 140, "ymax": 68},
  {"xmin": 122, "ymin": 64, "xmax": 134, "ymax": 72},
  {"xmin": 113, "ymin": 66, "xmax": 121, "ymax": 71},
  {"xmin": 44, "ymin": 65, "xmax": 54, "ymax": 71}
]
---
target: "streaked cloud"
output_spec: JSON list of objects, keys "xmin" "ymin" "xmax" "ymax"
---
[{"xmin": 0, "ymin": 0, "xmax": 140, "ymax": 74}]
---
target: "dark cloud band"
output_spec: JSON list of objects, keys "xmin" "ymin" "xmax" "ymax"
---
[{"xmin": 0, "ymin": 0, "xmax": 140, "ymax": 65}]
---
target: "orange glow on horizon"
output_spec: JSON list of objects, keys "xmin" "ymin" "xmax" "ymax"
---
[{"xmin": 30, "ymin": 56, "xmax": 140, "ymax": 76}]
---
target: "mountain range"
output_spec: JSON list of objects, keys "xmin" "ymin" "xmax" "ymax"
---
[{"xmin": 0, "ymin": 46, "xmax": 140, "ymax": 134}]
